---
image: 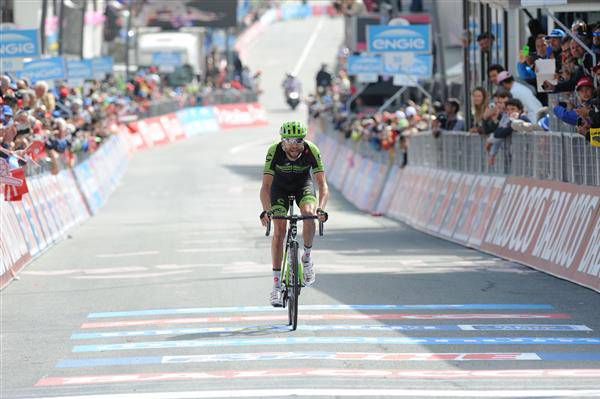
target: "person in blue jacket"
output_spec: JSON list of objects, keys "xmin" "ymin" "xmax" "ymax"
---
[{"xmin": 553, "ymin": 77, "xmax": 595, "ymax": 125}]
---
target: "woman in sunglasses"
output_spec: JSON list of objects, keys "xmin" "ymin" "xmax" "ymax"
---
[{"xmin": 259, "ymin": 121, "xmax": 329, "ymax": 307}]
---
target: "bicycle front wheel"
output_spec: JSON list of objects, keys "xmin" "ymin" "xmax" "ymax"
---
[{"xmin": 288, "ymin": 241, "xmax": 299, "ymax": 330}]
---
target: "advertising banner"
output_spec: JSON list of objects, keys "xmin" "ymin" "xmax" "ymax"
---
[
  {"xmin": 213, "ymin": 103, "xmax": 268, "ymax": 129},
  {"xmin": 176, "ymin": 107, "xmax": 219, "ymax": 136},
  {"xmin": 347, "ymin": 55, "xmax": 383, "ymax": 76},
  {"xmin": 481, "ymin": 177, "xmax": 600, "ymax": 291},
  {"xmin": 0, "ymin": 29, "xmax": 40, "ymax": 58},
  {"xmin": 17, "ymin": 57, "xmax": 66, "ymax": 82},
  {"xmin": 0, "ymin": 194, "xmax": 32, "ymax": 289},
  {"xmin": 143, "ymin": 0, "xmax": 237, "ymax": 29},
  {"xmin": 67, "ymin": 59, "xmax": 94, "ymax": 81},
  {"xmin": 367, "ymin": 25, "xmax": 432, "ymax": 53},
  {"xmin": 92, "ymin": 56, "xmax": 114, "ymax": 79},
  {"xmin": 383, "ymin": 53, "xmax": 433, "ymax": 78}
]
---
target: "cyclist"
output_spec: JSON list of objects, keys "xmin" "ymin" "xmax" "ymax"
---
[{"xmin": 260, "ymin": 121, "xmax": 329, "ymax": 307}]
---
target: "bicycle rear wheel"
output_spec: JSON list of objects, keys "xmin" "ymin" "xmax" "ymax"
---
[{"xmin": 288, "ymin": 241, "xmax": 299, "ymax": 330}]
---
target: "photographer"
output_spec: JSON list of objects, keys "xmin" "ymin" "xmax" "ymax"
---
[{"xmin": 432, "ymin": 98, "xmax": 465, "ymax": 137}]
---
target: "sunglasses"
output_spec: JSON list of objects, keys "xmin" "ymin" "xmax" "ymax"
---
[{"xmin": 282, "ymin": 138, "xmax": 304, "ymax": 144}]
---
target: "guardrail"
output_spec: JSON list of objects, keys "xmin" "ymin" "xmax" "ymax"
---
[
  {"xmin": 201, "ymin": 89, "xmax": 258, "ymax": 105},
  {"xmin": 408, "ymin": 131, "xmax": 599, "ymax": 187}
]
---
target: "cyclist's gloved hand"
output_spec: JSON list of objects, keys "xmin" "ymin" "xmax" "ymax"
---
[
  {"xmin": 316, "ymin": 208, "xmax": 328, "ymax": 222},
  {"xmin": 260, "ymin": 210, "xmax": 272, "ymax": 226}
]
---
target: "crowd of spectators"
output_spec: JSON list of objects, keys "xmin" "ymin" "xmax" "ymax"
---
[
  {"xmin": 307, "ymin": 53, "xmax": 434, "ymax": 168},
  {"xmin": 309, "ymin": 15, "xmax": 600, "ymax": 171},
  {"xmin": 0, "ymin": 71, "xmax": 182, "ymax": 177}
]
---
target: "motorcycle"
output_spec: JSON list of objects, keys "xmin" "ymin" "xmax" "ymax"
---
[{"xmin": 286, "ymin": 90, "xmax": 300, "ymax": 110}]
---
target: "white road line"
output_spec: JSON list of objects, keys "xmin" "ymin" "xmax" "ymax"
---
[
  {"xmin": 73, "ymin": 270, "xmax": 192, "ymax": 279},
  {"xmin": 21, "ymin": 389, "xmax": 600, "ymax": 399},
  {"xmin": 292, "ymin": 17, "xmax": 324, "ymax": 76},
  {"xmin": 176, "ymin": 248, "xmax": 248, "ymax": 253},
  {"xmin": 97, "ymin": 251, "xmax": 159, "ymax": 258},
  {"xmin": 182, "ymin": 239, "xmax": 244, "ymax": 244}
]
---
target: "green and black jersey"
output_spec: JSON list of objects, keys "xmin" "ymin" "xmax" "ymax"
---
[
  {"xmin": 263, "ymin": 141, "xmax": 324, "ymax": 214},
  {"xmin": 263, "ymin": 140, "xmax": 324, "ymax": 191}
]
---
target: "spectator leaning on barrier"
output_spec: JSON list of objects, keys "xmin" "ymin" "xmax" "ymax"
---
[
  {"xmin": 486, "ymin": 96, "xmax": 529, "ymax": 167},
  {"xmin": 512, "ymin": 106, "xmax": 550, "ymax": 133},
  {"xmin": 497, "ymin": 70, "xmax": 542, "ymax": 123},
  {"xmin": 553, "ymin": 77, "xmax": 595, "ymax": 126},
  {"xmin": 482, "ymin": 89, "xmax": 512, "ymax": 136}
]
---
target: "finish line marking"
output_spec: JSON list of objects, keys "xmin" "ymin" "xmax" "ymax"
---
[
  {"xmin": 71, "ymin": 324, "xmax": 592, "ymax": 340},
  {"xmin": 19, "ymin": 388, "xmax": 600, "ymax": 398},
  {"xmin": 56, "ymin": 352, "xmax": 600, "ymax": 368},
  {"xmin": 81, "ymin": 314, "xmax": 570, "ymax": 329},
  {"xmin": 72, "ymin": 337, "xmax": 600, "ymax": 352},
  {"xmin": 36, "ymin": 369, "xmax": 600, "ymax": 386},
  {"xmin": 87, "ymin": 304, "xmax": 555, "ymax": 318}
]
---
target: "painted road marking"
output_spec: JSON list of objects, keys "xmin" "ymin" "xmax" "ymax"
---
[
  {"xmin": 70, "ymin": 324, "xmax": 591, "ymax": 340},
  {"xmin": 36, "ymin": 369, "xmax": 600, "ymax": 386},
  {"xmin": 17, "ymin": 388, "xmax": 600, "ymax": 398},
  {"xmin": 81, "ymin": 314, "xmax": 570, "ymax": 328},
  {"xmin": 22, "ymin": 264, "xmax": 221, "ymax": 276},
  {"xmin": 72, "ymin": 337, "xmax": 600, "ymax": 352},
  {"xmin": 87, "ymin": 304, "xmax": 554, "ymax": 318},
  {"xmin": 97, "ymin": 251, "xmax": 159, "ymax": 258},
  {"xmin": 56, "ymin": 352, "xmax": 600, "ymax": 368},
  {"xmin": 73, "ymin": 271, "xmax": 192, "ymax": 279},
  {"xmin": 176, "ymin": 248, "xmax": 248, "ymax": 253}
]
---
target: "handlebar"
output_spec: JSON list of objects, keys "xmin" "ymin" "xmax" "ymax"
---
[{"xmin": 265, "ymin": 215, "xmax": 325, "ymax": 237}]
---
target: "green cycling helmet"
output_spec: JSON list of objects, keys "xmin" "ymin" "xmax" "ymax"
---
[{"xmin": 280, "ymin": 121, "xmax": 307, "ymax": 139}]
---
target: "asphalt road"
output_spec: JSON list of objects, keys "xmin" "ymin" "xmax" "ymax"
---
[{"xmin": 2, "ymin": 14, "xmax": 600, "ymax": 399}]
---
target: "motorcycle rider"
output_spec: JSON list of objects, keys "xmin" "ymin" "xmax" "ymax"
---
[{"xmin": 282, "ymin": 73, "xmax": 302, "ymax": 96}]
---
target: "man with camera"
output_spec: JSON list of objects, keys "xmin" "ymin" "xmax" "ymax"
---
[{"xmin": 553, "ymin": 77, "xmax": 595, "ymax": 132}]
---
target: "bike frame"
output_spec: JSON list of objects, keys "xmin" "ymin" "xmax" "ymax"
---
[{"xmin": 265, "ymin": 195, "xmax": 323, "ymax": 330}]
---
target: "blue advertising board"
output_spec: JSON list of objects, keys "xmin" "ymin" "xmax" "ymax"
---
[
  {"xmin": 67, "ymin": 59, "xmax": 93, "ymax": 81},
  {"xmin": 347, "ymin": 55, "xmax": 383, "ymax": 76},
  {"xmin": 151, "ymin": 52, "xmax": 183, "ymax": 66},
  {"xmin": 0, "ymin": 29, "xmax": 40, "ymax": 58},
  {"xmin": 367, "ymin": 25, "xmax": 431, "ymax": 53},
  {"xmin": 92, "ymin": 56, "xmax": 114, "ymax": 78},
  {"xmin": 176, "ymin": 106, "xmax": 219, "ymax": 136},
  {"xmin": 383, "ymin": 53, "xmax": 432, "ymax": 78},
  {"xmin": 16, "ymin": 57, "xmax": 66, "ymax": 82}
]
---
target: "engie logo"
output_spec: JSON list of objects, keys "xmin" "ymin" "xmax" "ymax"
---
[
  {"xmin": 367, "ymin": 25, "xmax": 431, "ymax": 53},
  {"xmin": 0, "ymin": 30, "xmax": 40, "ymax": 58}
]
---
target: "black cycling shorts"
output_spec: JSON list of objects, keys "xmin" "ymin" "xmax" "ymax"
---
[{"xmin": 270, "ymin": 180, "xmax": 317, "ymax": 216}]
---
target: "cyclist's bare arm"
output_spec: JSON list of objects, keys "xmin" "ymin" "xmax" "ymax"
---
[
  {"xmin": 314, "ymin": 172, "xmax": 329, "ymax": 219},
  {"xmin": 260, "ymin": 174, "xmax": 274, "ymax": 226}
]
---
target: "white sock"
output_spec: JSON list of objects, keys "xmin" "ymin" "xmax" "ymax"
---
[
  {"xmin": 303, "ymin": 245, "xmax": 312, "ymax": 257},
  {"xmin": 273, "ymin": 271, "xmax": 280, "ymax": 288}
]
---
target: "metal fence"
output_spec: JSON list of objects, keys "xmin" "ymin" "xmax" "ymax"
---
[
  {"xmin": 408, "ymin": 131, "xmax": 600, "ymax": 186},
  {"xmin": 201, "ymin": 89, "xmax": 258, "ymax": 105}
]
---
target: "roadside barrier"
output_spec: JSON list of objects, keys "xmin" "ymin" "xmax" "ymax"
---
[
  {"xmin": 314, "ymin": 129, "xmax": 600, "ymax": 293},
  {"xmin": 0, "ymin": 102, "xmax": 269, "ymax": 289}
]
